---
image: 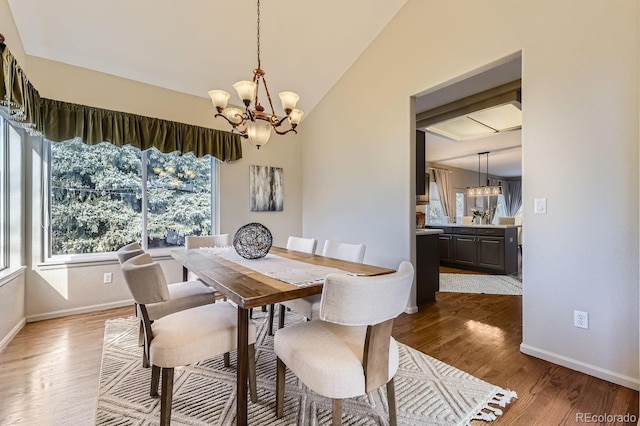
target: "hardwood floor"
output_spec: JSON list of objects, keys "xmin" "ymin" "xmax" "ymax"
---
[{"xmin": 0, "ymin": 291, "xmax": 637, "ymax": 425}]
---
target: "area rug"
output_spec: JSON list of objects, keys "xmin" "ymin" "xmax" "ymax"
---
[
  {"xmin": 440, "ymin": 274, "xmax": 523, "ymax": 296},
  {"xmin": 96, "ymin": 311, "xmax": 516, "ymax": 425}
]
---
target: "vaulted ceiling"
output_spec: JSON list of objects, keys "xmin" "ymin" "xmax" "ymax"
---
[{"xmin": 7, "ymin": 0, "xmax": 407, "ymax": 117}]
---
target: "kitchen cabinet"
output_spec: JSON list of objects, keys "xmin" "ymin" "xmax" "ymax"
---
[
  {"xmin": 428, "ymin": 225, "xmax": 518, "ymax": 275},
  {"xmin": 416, "ymin": 230, "xmax": 441, "ymax": 307}
]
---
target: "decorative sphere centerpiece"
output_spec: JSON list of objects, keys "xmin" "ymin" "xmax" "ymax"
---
[{"xmin": 233, "ymin": 223, "xmax": 273, "ymax": 259}]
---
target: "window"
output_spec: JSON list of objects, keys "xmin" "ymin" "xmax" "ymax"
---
[
  {"xmin": 427, "ymin": 181, "xmax": 445, "ymax": 224},
  {"xmin": 0, "ymin": 117, "xmax": 7, "ymax": 270},
  {"xmin": 49, "ymin": 140, "xmax": 215, "ymax": 256},
  {"xmin": 455, "ymin": 192, "xmax": 464, "ymax": 223}
]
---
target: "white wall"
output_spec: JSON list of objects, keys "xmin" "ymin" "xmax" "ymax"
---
[{"xmin": 301, "ymin": 0, "xmax": 639, "ymax": 389}]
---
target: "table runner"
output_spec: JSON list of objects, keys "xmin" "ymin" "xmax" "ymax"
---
[{"xmin": 204, "ymin": 248, "xmax": 352, "ymax": 287}]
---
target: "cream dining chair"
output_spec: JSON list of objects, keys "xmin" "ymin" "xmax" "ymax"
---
[
  {"xmin": 184, "ymin": 234, "xmax": 231, "ymax": 281},
  {"xmin": 276, "ymin": 240, "xmax": 365, "ymax": 334},
  {"xmin": 116, "ymin": 242, "xmax": 217, "ymax": 367},
  {"xmin": 266, "ymin": 236, "xmax": 318, "ymax": 335},
  {"xmin": 462, "ymin": 216, "xmax": 474, "ymax": 224},
  {"xmin": 121, "ymin": 252, "xmax": 257, "ymax": 426},
  {"xmin": 274, "ymin": 261, "xmax": 414, "ymax": 425}
]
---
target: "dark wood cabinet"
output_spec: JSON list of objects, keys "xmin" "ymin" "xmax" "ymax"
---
[
  {"xmin": 477, "ymin": 237, "xmax": 505, "ymax": 269},
  {"xmin": 416, "ymin": 233, "xmax": 440, "ymax": 307},
  {"xmin": 428, "ymin": 225, "xmax": 518, "ymax": 275},
  {"xmin": 438, "ymin": 234, "xmax": 454, "ymax": 263}
]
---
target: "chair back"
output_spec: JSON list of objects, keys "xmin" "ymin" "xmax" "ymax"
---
[
  {"xmin": 121, "ymin": 253, "xmax": 171, "ymax": 305},
  {"xmin": 462, "ymin": 216, "xmax": 473, "ymax": 224},
  {"xmin": 185, "ymin": 234, "xmax": 231, "ymax": 249},
  {"xmin": 117, "ymin": 242, "xmax": 144, "ymax": 264},
  {"xmin": 498, "ymin": 217, "xmax": 516, "ymax": 225},
  {"xmin": 286, "ymin": 236, "xmax": 317, "ymax": 254},
  {"xmin": 320, "ymin": 261, "xmax": 414, "ymax": 326},
  {"xmin": 322, "ymin": 240, "xmax": 366, "ymax": 263}
]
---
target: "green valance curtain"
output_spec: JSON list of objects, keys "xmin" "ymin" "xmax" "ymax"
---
[
  {"xmin": 0, "ymin": 41, "xmax": 43, "ymax": 134},
  {"xmin": 41, "ymin": 99, "xmax": 242, "ymax": 162},
  {"xmin": 1, "ymin": 43, "xmax": 242, "ymax": 162}
]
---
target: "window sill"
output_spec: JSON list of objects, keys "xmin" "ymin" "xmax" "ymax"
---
[
  {"xmin": 0, "ymin": 266, "xmax": 27, "ymax": 288},
  {"xmin": 38, "ymin": 248, "xmax": 177, "ymax": 270}
]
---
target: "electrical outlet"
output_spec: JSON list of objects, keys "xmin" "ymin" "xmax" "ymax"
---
[
  {"xmin": 103, "ymin": 272, "xmax": 113, "ymax": 284},
  {"xmin": 574, "ymin": 310, "xmax": 588, "ymax": 329}
]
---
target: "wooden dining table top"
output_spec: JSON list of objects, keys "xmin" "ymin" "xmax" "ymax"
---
[{"xmin": 170, "ymin": 246, "xmax": 395, "ymax": 310}]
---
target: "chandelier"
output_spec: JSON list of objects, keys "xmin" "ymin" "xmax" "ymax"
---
[
  {"xmin": 208, "ymin": 0, "xmax": 303, "ymax": 149},
  {"xmin": 466, "ymin": 151, "xmax": 502, "ymax": 197}
]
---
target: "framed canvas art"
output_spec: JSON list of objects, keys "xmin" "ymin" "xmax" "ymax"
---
[{"xmin": 250, "ymin": 165, "xmax": 283, "ymax": 212}]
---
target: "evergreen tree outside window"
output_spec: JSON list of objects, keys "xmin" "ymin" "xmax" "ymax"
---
[{"xmin": 49, "ymin": 140, "xmax": 214, "ymax": 255}]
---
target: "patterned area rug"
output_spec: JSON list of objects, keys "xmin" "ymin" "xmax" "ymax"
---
[
  {"xmin": 96, "ymin": 311, "xmax": 516, "ymax": 425},
  {"xmin": 440, "ymin": 274, "xmax": 523, "ymax": 296}
]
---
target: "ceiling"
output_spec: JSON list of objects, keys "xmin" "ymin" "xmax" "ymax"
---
[
  {"xmin": 416, "ymin": 57, "xmax": 523, "ymax": 178},
  {"xmin": 6, "ymin": 0, "xmax": 408, "ymax": 118}
]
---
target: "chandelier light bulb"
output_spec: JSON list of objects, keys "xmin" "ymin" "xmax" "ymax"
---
[
  {"xmin": 288, "ymin": 109, "xmax": 304, "ymax": 126},
  {"xmin": 222, "ymin": 107, "xmax": 244, "ymax": 124},
  {"xmin": 233, "ymin": 81, "xmax": 257, "ymax": 105},
  {"xmin": 208, "ymin": 90, "xmax": 230, "ymax": 111},
  {"xmin": 279, "ymin": 91, "xmax": 300, "ymax": 114},
  {"xmin": 247, "ymin": 120, "xmax": 273, "ymax": 148}
]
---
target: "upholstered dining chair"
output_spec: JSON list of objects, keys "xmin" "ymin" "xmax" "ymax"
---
[
  {"xmin": 184, "ymin": 234, "xmax": 231, "ymax": 282},
  {"xmin": 274, "ymin": 261, "xmax": 414, "ymax": 426},
  {"xmin": 462, "ymin": 215, "xmax": 474, "ymax": 224},
  {"xmin": 116, "ymin": 243, "xmax": 217, "ymax": 367},
  {"xmin": 266, "ymin": 236, "xmax": 318, "ymax": 335},
  {"xmin": 275, "ymin": 240, "xmax": 366, "ymax": 334},
  {"xmin": 121, "ymin": 253, "xmax": 257, "ymax": 426}
]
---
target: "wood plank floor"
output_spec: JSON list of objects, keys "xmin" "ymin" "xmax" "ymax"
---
[{"xmin": 0, "ymin": 288, "xmax": 637, "ymax": 425}]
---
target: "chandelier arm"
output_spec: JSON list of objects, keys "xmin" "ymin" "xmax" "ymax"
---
[{"xmin": 272, "ymin": 127, "xmax": 298, "ymax": 136}]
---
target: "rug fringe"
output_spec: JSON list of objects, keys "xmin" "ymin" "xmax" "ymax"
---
[{"xmin": 469, "ymin": 389, "xmax": 518, "ymax": 424}]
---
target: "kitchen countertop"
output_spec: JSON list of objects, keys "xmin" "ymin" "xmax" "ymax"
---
[{"xmin": 415, "ymin": 228, "xmax": 444, "ymax": 235}]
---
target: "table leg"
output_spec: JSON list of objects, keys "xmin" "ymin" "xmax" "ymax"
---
[{"xmin": 237, "ymin": 307, "xmax": 249, "ymax": 426}]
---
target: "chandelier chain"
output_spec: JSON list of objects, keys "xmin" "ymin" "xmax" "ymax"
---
[{"xmin": 256, "ymin": 0, "xmax": 261, "ymax": 69}]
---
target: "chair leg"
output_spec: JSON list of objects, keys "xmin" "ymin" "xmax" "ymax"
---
[
  {"xmin": 224, "ymin": 352, "xmax": 230, "ymax": 368},
  {"xmin": 278, "ymin": 304, "xmax": 286, "ymax": 330},
  {"xmin": 150, "ymin": 365, "xmax": 161, "ymax": 397},
  {"xmin": 160, "ymin": 367, "xmax": 174, "ymax": 426},
  {"xmin": 248, "ymin": 344, "xmax": 258, "ymax": 403},
  {"xmin": 276, "ymin": 357, "xmax": 286, "ymax": 418},
  {"xmin": 267, "ymin": 304, "xmax": 275, "ymax": 335},
  {"xmin": 332, "ymin": 399, "xmax": 343, "ymax": 426},
  {"xmin": 138, "ymin": 320, "xmax": 144, "ymax": 347},
  {"xmin": 142, "ymin": 345, "xmax": 150, "ymax": 368},
  {"xmin": 386, "ymin": 378, "xmax": 397, "ymax": 426},
  {"xmin": 261, "ymin": 305, "xmax": 267, "ymax": 312}
]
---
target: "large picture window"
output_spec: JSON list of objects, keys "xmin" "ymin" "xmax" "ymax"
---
[{"xmin": 49, "ymin": 140, "xmax": 215, "ymax": 256}]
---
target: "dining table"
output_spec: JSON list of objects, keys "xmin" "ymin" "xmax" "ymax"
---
[{"xmin": 170, "ymin": 245, "xmax": 395, "ymax": 426}]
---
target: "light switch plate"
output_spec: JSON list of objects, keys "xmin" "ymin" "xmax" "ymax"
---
[{"xmin": 534, "ymin": 198, "xmax": 547, "ymax": 214}]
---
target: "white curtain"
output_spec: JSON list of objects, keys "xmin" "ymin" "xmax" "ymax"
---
[
  {"xmin": 433, "ymin": 169, "xmax": 454, "ymax": 223},
  {"xmin": 503, "ymin": 180, "xmax": 522, "ymax": 216}
]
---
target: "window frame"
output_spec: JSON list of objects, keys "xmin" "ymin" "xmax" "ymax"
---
[
  {"xmin": 44, "ymin": 140, "xmax": 218, "ymax": 262},
  {"xmin": 0, "ymin": 117, "xmax": 8, "ymax": 270}
]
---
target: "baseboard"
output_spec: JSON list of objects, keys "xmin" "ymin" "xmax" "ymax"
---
[
  {"xmin": 27, "ymin": 299, "xmax": 134, "ymax": 323},
  {"xmin": 405, "ymin": 305, "xmax": 418, "ymax": 314},
  {"xmin": 520, "ymin": 343, "xmax": 640, "ymax": 391},
  {"xmin": 0, "ymin": 317, "xmax": 26, "ymax": 352}
]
